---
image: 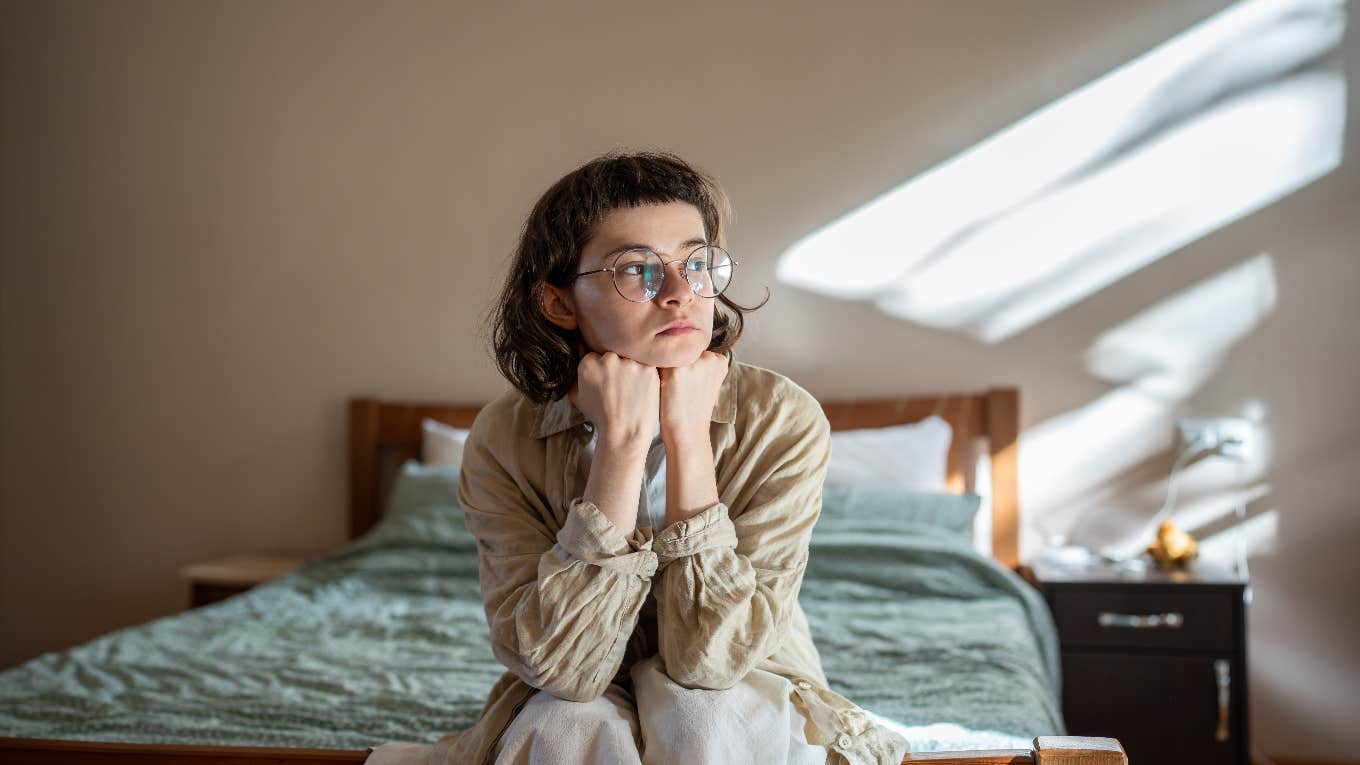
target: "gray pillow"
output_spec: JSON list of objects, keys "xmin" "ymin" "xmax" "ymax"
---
[
  {"xmin": 368, "ymin": 459, "xmax": 468, "ymax": 545},
  {"xmin": 372, "ymin": 461, "xmax": 981, "ymax": 549},
  {"xmin": 816, "ymin": 484, "xmax": 982, "ymax": 546}
]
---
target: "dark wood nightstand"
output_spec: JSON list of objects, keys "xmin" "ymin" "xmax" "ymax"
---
[
  {"xmin": 179, "ymin": 555, "xmax": 302, "ymax": 609},
  {"xmin": 1033, "ymin": 557, "xmax": 1250, "ymax": 765}
]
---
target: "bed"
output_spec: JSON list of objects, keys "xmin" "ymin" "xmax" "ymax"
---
[{"xmin": 0, "ymin": 386, "xmax": 1127, "ymax": 764}]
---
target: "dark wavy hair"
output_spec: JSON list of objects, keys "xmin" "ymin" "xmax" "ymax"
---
[{"xmin": 487, "ymin": 149, "xmax": 769, "ymax": 404}]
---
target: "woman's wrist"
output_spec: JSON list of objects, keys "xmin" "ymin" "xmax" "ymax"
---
[
  {"xmin": 660, "ymin": 423, "xmax": 710, "ymax": 451},
  {"xmin": 663, "ymin": 429, "xmax": 719, "ymax": 527},
  {"xmin": 583, "ymin": 436, "xmax": 651, "ymax": 537},
  {"xmin": 597, "ymin": 427, "xmax": 654, "ymax": 456}
]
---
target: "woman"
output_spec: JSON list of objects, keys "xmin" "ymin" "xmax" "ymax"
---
[{"xmin": 433, "ymin": 150, "xmax": 910, "ymax": 765}]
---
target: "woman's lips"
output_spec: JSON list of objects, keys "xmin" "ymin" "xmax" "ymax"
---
[{"xmin": 657, "ymin": 326, "xmax": 697, "ymax": 336}]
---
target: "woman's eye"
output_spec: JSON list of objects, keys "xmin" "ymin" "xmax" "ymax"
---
[
  {"xmin": 620, "ymin": 264, "xmax": 645, "ymax": 276},
  {"xmin": 688, "ymin": 259, "xmax": 709, "ymax": 272}
]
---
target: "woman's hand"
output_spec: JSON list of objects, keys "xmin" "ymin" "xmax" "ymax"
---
[
  {"xmin": 658, "ymin": 350, "xmax": 729, "ymax": 448},
  {"xmin": 658, "ymin": 351, "xmax": 727, "ymax": 526},
  {"xmin": 571, "ymin": 350, "xmax": 660, "ymax": 535},
  {"xmin": 569, "ymin": 351, "xmax": 660, "ymax": 453}
]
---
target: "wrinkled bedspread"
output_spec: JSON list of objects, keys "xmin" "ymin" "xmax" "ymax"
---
[{"xmin": 0, "ymin": 480, "xmax": 1062, "ymax": 752}]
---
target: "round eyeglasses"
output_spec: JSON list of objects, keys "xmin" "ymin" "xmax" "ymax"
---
[{"xmin": 571, "ymin": 245, "xmax": 736, "ymax": 303}]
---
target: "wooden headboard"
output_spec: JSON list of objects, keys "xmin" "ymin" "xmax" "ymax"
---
[{"xmin": 348, "ymin": 387, "xmax": 1020, "ymax": 568}]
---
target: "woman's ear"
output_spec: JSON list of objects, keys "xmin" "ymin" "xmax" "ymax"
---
[{"xmin": 539, "ymin": 283, "xmax": 578, "ymax": 331}]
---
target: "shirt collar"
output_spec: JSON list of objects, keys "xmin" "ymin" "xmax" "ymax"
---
[{"xmin": 532, "ymin": 348, "xmax": 738, "ymax": 439}]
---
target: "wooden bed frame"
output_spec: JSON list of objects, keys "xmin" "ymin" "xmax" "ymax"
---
[{"xmin": 2, "ymin": 386, "xmax": 1127, "ymax": 765}]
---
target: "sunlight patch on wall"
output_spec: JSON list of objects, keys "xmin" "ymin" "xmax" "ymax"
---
[
  {"xmin": 1020, "ymin": 255, "xmax": 1277, "ymax": 557},
  {"xmin": 1199, "ymin": 508, "xmax": 1280, "ymax": 559},
  {"xmin": 1154, "ymin": 481, "xmax": 1273, "ymax": 535},
  {"xmin": 1022, "ymin": 388, "xmax": 1178, "ymax": 528},
  {"xmin": 1084, "ymin": 254, "xmax": 1278, "ymax": 398},
  {"xmin": 776, "ymin": 0, "xmax": 1345, "ymax": 343}
]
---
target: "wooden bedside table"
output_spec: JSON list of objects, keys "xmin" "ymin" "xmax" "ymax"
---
[
  {"xmin": 1033, "ymin": 557, "xmax": 1250, "ymax": 765},
  {"xmin": 179, "ymin": 555, "xmax": 303, "ymax": 609}
]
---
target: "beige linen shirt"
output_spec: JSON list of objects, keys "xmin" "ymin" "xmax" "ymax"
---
[{"xmin": 431, "ymin": 355, "xmax": 909, "ymax": 765}]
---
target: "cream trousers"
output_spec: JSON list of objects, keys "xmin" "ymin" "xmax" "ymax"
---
[{"xmin": 492, "ymin": 655, "xmax": 831, "ymax": 765}]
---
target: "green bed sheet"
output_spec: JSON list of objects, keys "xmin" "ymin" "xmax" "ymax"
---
[{"xmin": 0, "ymin": 464, "xmax": 1063, "ymax": 751}]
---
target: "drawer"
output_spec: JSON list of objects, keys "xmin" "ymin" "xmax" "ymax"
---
[
  {"xmin": 1063, "ymin": 652, "xmax": 1245, "ymax": 765},
  {"xmin": 1050, "ymin": 587, "xmax": 1238, "ymax": 652}
]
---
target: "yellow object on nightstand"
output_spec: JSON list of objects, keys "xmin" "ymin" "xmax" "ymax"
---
[{"xmin": 1145, "ymin": 520, "xmax": 1199, "ymax": 570}]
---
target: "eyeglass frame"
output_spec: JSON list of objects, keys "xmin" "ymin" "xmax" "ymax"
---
[{"xmin": 569, "ymin": 243, "xmax": 737, "ymax": 303}]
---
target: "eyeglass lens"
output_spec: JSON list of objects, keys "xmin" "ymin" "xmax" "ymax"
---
[{"xmin": 613, "ymin": 247, "xmax": 733, "ymax": 302}]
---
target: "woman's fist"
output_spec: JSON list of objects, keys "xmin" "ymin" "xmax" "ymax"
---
[
  {"xmin": 569, "ymin": 351, "xmax": 661, "ymax": 451},
  {"xmin": 658, "ymin": 351, "xmax": 729, "ymax": 446}
]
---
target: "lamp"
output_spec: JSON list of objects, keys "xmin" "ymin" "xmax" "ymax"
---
[{"xmin": 1102, "ymin": 416, "xmax": 1257, "ymax": 571}]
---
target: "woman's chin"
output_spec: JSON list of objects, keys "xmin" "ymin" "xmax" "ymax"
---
[
  {"xmin": 657, "ymin": 351, "xmax": 708, "ymax": 369},
  {"xmin": 635, "ymin": 342, "xmax": 708, "ymax": 369},
  {"xmin": 602, "ymin": 333, "xmax": 710, "ymax": 368}
]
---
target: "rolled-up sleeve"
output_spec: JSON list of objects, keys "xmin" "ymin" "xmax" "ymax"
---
[
  {"xmin": 458, "ymin": 416, "xmax": 658, "ymax": 703},
  {"xmin": 652, "ymin": 391, "xmax": 832, "ymax": 690}
]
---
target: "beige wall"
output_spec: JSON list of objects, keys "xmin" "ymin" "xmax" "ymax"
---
[{"xmin": 2, "ymin": 1, "xmax": 1356, "ymax": 759}]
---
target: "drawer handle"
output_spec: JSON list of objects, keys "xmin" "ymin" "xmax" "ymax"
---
[
  {"xmin": 1215, "ymin": 659, "xmax": 1231, "ymax": 742},
  {"xmin": 1097, "ymin": 611, "xmax": 1184, "ymax": 629}
]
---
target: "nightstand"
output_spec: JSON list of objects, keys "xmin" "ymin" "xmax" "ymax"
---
[
  {"xmin": 1033, "ymin": 557, "xmax": 1250, "ymax": 765},
  {"xmin": 179, "ymin": 555, "xmax": 303, "ymax": 609}
]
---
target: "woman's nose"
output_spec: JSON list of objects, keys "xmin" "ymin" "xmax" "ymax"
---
[{"xmin": 658, "ymin": 261, "xmax": 698, "ymax": 304}]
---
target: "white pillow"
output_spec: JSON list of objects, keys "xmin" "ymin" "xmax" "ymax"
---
[
  {"xmin": 824, "ymin": 415, "xmax": 952, "ymax": 491},
  {"xmin": 421, "ymin": 418, "xmax": 471, "ymax": 468}
]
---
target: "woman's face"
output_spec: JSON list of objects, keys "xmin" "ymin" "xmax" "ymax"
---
[{"xmin": 543, "ymin": 201, "xmax": 716, "ymax": 369}]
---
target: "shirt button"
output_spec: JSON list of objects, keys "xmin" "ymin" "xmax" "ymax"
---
[
  {"xmin": 796, "ymin": 680, "xmax": 811, "ymax": 690},
  {"xmin": 836, "ymin": 733, "xmax": 853, "ymax": 749}
]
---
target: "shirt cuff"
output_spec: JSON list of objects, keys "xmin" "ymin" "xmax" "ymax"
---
[
  {"xmin": 652, "ymin": 501, "xmax": 738, "ymax": 568},
  {"xmin": 557, "ymin": 497, "xmax": 659, "ymax": 577}
]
